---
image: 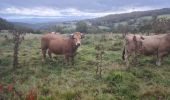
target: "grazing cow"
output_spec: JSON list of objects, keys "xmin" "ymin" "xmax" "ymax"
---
[
  {"xmin": 122, "ymin": 33, "xmax": 170, "ymax": 66},
  {"xmin": 41, "ymin": 32, "xmax": 84, "ymax": 65}
]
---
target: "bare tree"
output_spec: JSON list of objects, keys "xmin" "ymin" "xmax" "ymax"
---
[
  {"xmin": 95, "ymin": 44, "xmax": 104, "ymax": 78},
  {"xmin": 95, "ymin": 35, "xmax": 106, "ymax": 78},
  {"xmin": 12, "ymin": 31, "xmax": 25, "ymax": 69}
]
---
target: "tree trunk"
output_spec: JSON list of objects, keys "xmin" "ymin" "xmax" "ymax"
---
[{"xmin": 13, "ymin": 32, "xmax": 23, "ymax": 69}]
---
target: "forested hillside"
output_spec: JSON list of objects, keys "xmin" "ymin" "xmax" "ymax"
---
[
  {"xmin": 0, "ymin": 18, "xmax": 14, "ymax": 30},
  {"xmin": 38, "ymin": 8, "xmax": 170, "ymax": 34},
  {"xmin": 89, "ymin": 8, "xmax": 170, "ymax": 27},
  {"xmin": 0, "ymin": 18, "xmax": 39, "ymax": 33},
  {"xmin": 1, "ymin": 8, "xmax": 170, "ymax": 34}
]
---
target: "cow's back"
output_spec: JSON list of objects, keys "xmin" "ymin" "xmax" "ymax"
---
[
  {"xmin": 141, "ymin": 34, "xmax": 167, "ymax": 55},
  {"xmin": 41, "ymin": 33, "xmax": 63, "ymax": 49},
  {"xmin": 158, "ymin": 34, "xmax": 170, "ymax": 52}
]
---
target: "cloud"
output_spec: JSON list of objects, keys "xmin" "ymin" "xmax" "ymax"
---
[
  {"xmin": 1, "ymin": 0, "xmax": 170, "ymax": 13},
  {"xmin": 0, "ymin": 7, "xmax": 61, "ymax": 16},
  {"xmin": 0, "ymin": 0, "xmax": 170, "ymax": 23},
  {"xmin": 0, "ymin": 6, "xmax": 155, "ymax": 19}
]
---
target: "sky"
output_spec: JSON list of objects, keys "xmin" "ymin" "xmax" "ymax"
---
[{"xmin": 0, "ymin": 0, "xmax": 170, "ymax": 23}]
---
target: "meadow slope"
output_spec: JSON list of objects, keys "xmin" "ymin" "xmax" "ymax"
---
[{"xmin": 0, "ymin": 33, "xmax": 170, "ymax": 100}]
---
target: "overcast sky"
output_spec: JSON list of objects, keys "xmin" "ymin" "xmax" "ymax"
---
[{"xmin": 0, "ymin": 0, "xmax": 170, "ymax": 23}]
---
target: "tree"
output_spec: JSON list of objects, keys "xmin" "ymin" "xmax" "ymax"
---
[
  {"xmin": 0, "ymin": 18, "xmax": 14, "ymax": 30},
  {"xmin": 137, "ymin": 19, "xmax": 152, "ymax": 34},
  {"xmin": 54, "ymin": 25, "xmax": 64, "ymax": 34},
  {"xmin": 12, "ymin": 31, "xmax": 25, "ymax": 69},
  {"xmin": 151, "ymin": 16, "xmax": 169, "ymax": 34},
  {"xmin": 76, "ymin": 21, "xmax": 87, "ymax": 33},
  {"xmin": 116, "ymin": 24, "xmax": 131, "ymax": 33},
  {"xmin": 14, "ymin": 25, "xmax": 33, "ymax": 33}
]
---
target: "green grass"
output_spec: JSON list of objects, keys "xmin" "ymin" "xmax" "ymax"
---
[
  {"xmin": 158, "ymin": 14, "xmax": 170, "ymax": 19},
  {"xmin": 0, "ymin": 33, "xmax": 170, "ymax": 100}
]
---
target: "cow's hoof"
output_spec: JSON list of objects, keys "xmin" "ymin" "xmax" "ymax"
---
[{"xmin": 156, "ymin": 62, "xmax": 161, "ymax": 66}]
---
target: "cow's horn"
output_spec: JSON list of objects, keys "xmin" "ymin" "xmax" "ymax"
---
[
  {"xmin": 81, "ymin": 33, "xmax": 85, "ymax": 38},
  {"xmin": 70, "ymin": 33, "xmax": 73, "ymax": 36},
  {"xmin": 69, "ymin": 33, "xmax": 73, "ymax": 38}
]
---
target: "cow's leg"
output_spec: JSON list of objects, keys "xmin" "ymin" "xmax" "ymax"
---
[
  {"xmin": 152, "ymin": 55, "xmax": 157, "ymax": 64},
  {"xmin": 48, "ymin": 50, "xmax": 52, "ymax": 59},
  {"xmin": 125, "ymin": 54, "xmax": 130, "ymax": 67},
  {"xmin": 65, "ymin": 55, "xmax": 69, "ymax": 65},
  {"xmin": 132, "ymin": 52, "xmax": 138, "ymax": 66},
  {"xmin": 124, "ymin": 50, "xmax": 130, "ymax": 67},
  {"xmin": 156, "ymin": 58, "xmax": 161, "ymax": 66},
  {"xmin": 156, "ymin": 52, "xmax": 167, "ymax": 66},
  {"xmin": 71, "ymin": 55, "xmax": 75, "ymax": 65},
  {"xmin": 122, "ymin": 47, "xmax": 125, "ymax": 60},
  {"xmin": 42, "ymin": 49, "xmax": 47, "ymax": 62}
]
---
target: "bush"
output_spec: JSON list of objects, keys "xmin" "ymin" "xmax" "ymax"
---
[
  {"xmin": 0, "ymin": 57, "xmax": 11, "ymax": 66},
  {"xmin": 105, "ymin": 71, "xmax": 139, "ymax": 100}
]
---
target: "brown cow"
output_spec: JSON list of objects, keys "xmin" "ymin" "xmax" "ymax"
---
[
  {"xmin": 122, "ymin": 33, "xmax": 170, "ymax": 66},
  {"xmin": 41, "ymin": 32, "xmax": 84, "ymax": 65}
]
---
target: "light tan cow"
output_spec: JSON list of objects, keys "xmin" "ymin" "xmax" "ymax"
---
[{"xmin": 122, "ymin": 33, "xmax": 170, "ymax": 66}]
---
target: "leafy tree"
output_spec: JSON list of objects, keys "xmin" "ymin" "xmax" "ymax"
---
[
  {"xmin": 116, "ymin": 24, "xmax": 131, "ymax": 33},
  {"xmin": 0, "ymin": 18, "xmax": 14, "ymax": 30},
  {"xmin": 137, "ymin": 19, "xmax": 152, "ymax": 34},
  {"xmin": 76, "ymin": 21, "xmax": 87, "ymax": 33},
  {"xmin": 14, "ymin": 25, "xmax": 34, "ymax": 33},
  {"xmin": 151, "ymin": 16, "xmax": 169, "ymax": 34},
  {"xmin": 48, "ymin": 25, "xmax": 64, "ymax": 34}
]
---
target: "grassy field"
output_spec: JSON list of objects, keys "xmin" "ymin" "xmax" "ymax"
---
[{"xmin": 0, "ymin": 33, "xmax": 170, "ymax": 100}]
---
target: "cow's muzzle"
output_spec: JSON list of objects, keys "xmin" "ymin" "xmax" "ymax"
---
[{"xmin": 76, "ymin": 43, "xmax": 81, "ymax": 46}]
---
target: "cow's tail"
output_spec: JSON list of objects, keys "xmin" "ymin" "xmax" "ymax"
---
[
  {"xmin": 122, "ymin": 33, "xmax": 127, "ymax": 60},
  {"xmin": 122, "ymin": 47, "xmax": 125, "ymax": 60}
]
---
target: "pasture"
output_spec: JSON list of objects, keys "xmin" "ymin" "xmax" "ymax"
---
[{"xmin": 0, "ymin": 33, "xmax": 170, "ymax": 100}]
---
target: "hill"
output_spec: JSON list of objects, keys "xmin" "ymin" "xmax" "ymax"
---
[
  {"xmin": 88, "ymin": 8, "xmax": 170, "ymax": 27},
  {"xmin": 0, "ymin": 18, "xmax": 14, "ymax": 30},
  {"xmin": 2, "ymin": 8, "xmax": 170, "ymax": 33},
  {"xmin": 34, "ymin": 8, "xmax": 170, "ymax": 33}
]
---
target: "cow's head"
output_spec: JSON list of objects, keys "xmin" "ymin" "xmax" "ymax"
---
[
  {"xmin": 70, "ymin": 32, "xmax": 85, "ymax": 46},
  {"xmin": 132, "ymin": 35, "xmax": 145, "ymax": 51}
]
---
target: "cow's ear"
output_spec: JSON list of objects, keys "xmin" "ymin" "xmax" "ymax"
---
[{"xmin": 141, "ymin": 36, "xmax": 145, "ymax": 40}]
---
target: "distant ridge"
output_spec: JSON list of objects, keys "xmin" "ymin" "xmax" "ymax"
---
[
  {"xmin": 88, "ymin": 8, "xmax": 170, "ymax": 26},
  {"xmin": 3, "ymin": 8, "xmax": 170, "ymax": 30}
]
